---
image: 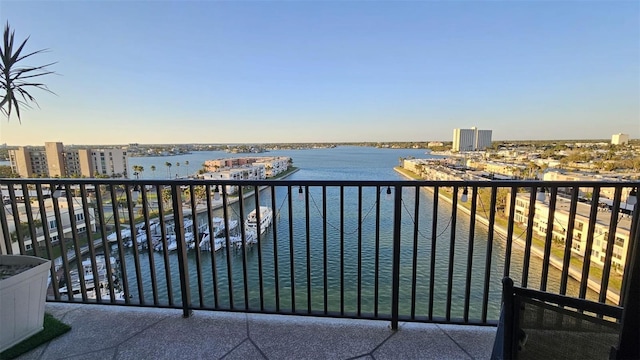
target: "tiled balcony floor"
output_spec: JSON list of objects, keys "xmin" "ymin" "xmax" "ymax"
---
[{"xmin": 17, "ymin": 303, "xmax": 497, "ymax": 360}]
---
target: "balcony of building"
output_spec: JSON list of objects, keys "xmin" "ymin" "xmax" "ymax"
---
[{"xmin": 1, "ymin": 179, "xmax": 638, "ymax": 359}]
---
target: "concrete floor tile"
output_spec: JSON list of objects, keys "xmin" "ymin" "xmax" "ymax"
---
[
  {"xmin": 44, "ymin": 302, "xmax": 79, "ymax": 320},
  {"xmin": 38, "ymin": 305, "xmax": 170, "ymax": 359},
  {"xmin": 374, "ymin": 325, "xmax": 472, "ymax": 360},
  {"xmin": 222, "ymin": 339, "xmax": 266, "ymax": 360},
  {"xmin": 437, "ymin": 324, "xmax": 497, "ymax": 360},
  {"xmin": 247, "ymin": 314, "xmax": 392, "ymax": 360},
  {"xmin": 116, "ymin": 310, "xmax": 248, "ymax": 360}
]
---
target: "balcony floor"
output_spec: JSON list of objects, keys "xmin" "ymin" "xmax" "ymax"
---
[{"xmin": 17, "ymin": 303, "xmax": 497, "ymax": 360}]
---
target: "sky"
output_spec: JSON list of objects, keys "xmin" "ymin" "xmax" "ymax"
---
[{"xmin": 0, "ymin": 1, "xmax": 638, "ymax": 145}]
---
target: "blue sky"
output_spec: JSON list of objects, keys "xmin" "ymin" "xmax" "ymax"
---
[{"xmin": 1, "ymin": 1, "xmax": 638, "ymax": 145}]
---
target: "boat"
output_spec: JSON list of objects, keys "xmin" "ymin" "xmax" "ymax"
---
[
  {"xmin": 197, "ymin": 218, "xmax": 239, "ymax": 251},
  {"xmin": 58, "ymin": 255, "xmax": 120, "ymax": 299},
  {"xmin": 198, "ymin": 236, "xmax": 227, "ymax": 252},
  {"xmin": 245, "ymin": 206, "xmax": 272, "ymax": 235}
]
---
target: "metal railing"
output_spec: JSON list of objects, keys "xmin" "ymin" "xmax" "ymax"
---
[{"xmin": 1, "ymin": 179, "xmax": 638, "ymax": 329}]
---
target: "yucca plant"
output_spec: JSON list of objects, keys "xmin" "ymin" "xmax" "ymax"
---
[{"xmin": 0, "ymin": 22, "xmax": 55, "ymax": 122}]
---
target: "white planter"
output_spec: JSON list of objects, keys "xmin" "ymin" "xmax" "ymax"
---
[{"xmin": 0, "ymin": 255, "xmax": 51, "ymax": 352}]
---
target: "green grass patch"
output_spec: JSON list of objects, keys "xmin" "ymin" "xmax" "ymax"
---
[{"xmin": 0, "ymin": 313, "xmax": 71, "ymax": 360}]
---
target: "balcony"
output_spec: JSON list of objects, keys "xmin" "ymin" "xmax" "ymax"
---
[{"xmin": 1, "ymin": 179, "xmax": 638, "ymax": 358}]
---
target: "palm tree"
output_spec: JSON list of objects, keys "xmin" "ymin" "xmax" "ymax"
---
[
  {"xmin": 150, "ymin": 165, "xmax": 156, "ymax": 179},
  {"xmin": 1, "ymin": 23, "xmax": 55, "ymax": 121},
  {"xmin": 184, "ymin": 161, "xmax": 190, "ymax": 177},
  {"xmin": 165, "ymin": 162, "xmax": 172, "ymax": 179},
  {"xmin": 176, "ymin": 162, "xmax": 180, "ymax": 178}
]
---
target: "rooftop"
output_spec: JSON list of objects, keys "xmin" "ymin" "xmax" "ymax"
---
[{"xmin": 17, "ymin": 303, "xmax": 497, "ymax": 360}]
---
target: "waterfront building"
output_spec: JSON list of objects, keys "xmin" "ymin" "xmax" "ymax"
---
[
  {"xmin": 91, "ymin": 148, "xmax": 129, "ymax": 178},
  {"xmin": 542, "ymin": 170, "xmax": 634, "ymax": 202},
  {"xmin": 611, "ymin": 133, "xmax": 629, "ymax": 145},
  {"xmin": 452, "ymin": 127, "xmax": 492, "ymax": 152},
  {"xmin": 5, "ymin": 197, "xmax": 96, "ymax": 254},
  {"xmin": 9, "ymin": 142, "xmax": 129, "ymax": 178},
  {"xmin": 203, "ymin": 156, "xmax": 291, "ymax": 178},
  {"xmin": 507, "ymin": 192, "xmax": 631, "ymax": 272}
]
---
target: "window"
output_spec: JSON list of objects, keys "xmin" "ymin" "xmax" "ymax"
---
[
  {"xmin": 75, "ymin": 213, "xmax": 84, "ymax": 221},
  {"xmin": 49, "ymin": 220, "xmax": 57, "ymax": 229}
]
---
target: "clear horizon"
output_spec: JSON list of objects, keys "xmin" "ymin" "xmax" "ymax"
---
[{"xmin": 1, "ymin": 1, "xmax": 638, "ymax": 146}]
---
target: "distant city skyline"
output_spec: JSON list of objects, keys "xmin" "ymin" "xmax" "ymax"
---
[{"xmin": 0, "ymin": 1, "xmax": 638, "ymax": 146}]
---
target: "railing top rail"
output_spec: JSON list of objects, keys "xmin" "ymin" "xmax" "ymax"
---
[{"xmin": 1, "ymin": 178, "xmax": 639, "ymax": 188}]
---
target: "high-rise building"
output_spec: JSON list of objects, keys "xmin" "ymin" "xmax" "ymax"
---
[
  {"xmin": 611, "ymin": 133, "xmax": 629, "ymax": 145},
  {"xmin": 91, "ymin": 148, "xmax": 129, "ymax": 177},
  {"xmin": 8, "ymin": 143, "xmax": 129, "ymax": 178},
  {"xmin": 452, "ymin": 127, "xmax": 492, "ymax": 152}
]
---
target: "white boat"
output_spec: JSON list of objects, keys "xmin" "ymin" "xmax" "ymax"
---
[
  {"xmin": 198, "ymin": 236, "xmax": 227, "ymax": 252},
  {"xmin": 245, "ymin": 206, "xmax": 272, "ymax": 235},
  {"xmin": 58, "ymin": 255, "xmax": 119, "ymax": 299},
  {"xmin": 198, "ymin": 218, "xmax": 239, "ymax": 251}
]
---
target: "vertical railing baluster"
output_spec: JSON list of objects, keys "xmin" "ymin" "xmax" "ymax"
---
[
  {"xmin": 270, "ymin": 185, "xmax": 280, "ymax": 312},
  {"xmin": 503, "ymin": 187, "xmax": 518, "ymax": 278},
  {"xmin": 481, "ymin": 186, "xmax": 497, "ymax": 323},
  {"xmin": 428, "ymin": 186, "xmax": 439, "ymax": 321},
  {"xmin": 579, "ymin": 186, "xmax": 600, "ymax": 299},
  {"xmin": 171, "ymin": 184, "xmax": 192, "ymax": 317},
  {"xmin": 446, "ymin": 186, "xmax": 459, "ymax": 321},
  {"xmin": 205, "ymin": 185, "xmax": 219, "ymax": 308},
  {"xmin": 323, "ymin": 185, "xmax": 328, "ymax": 315},
  {"xmin": 239, "ymin": 186, "xmax": 249, "ymax": 310},
  {"xmin": 600, "ymin": 186, "xmax": 622, "ymax": 303},
  {"xmin": 340, "ymin": 186, "xmax": 345, "ymax": 316},
  {"xmin": 21, "ymin": 183, "xmax": 37, "ymax": 257},
  {"xmin": 257, "ymin": 185, "xmax": 266, "ymax": 312},
  {"xmin": 223, "ymin": 185, "xmax": 235, "ymax": 309},
  {"xmin": 287, "ymin": 185, "xmax": 295, "ymax": 312},
  {"xmin": 94, "ymin": 184, "xmax": 115, "ymax": 303},
  {"xmin": 391, "ymin": 185, "xmax": 402, "ymax": 330},
  {"xmin": 78, "ymin": 184, "xmax": 101, "ymax": 302},
  {"xmin": 64, "ymin": 184, "xmax": 88, "ymax": 301},
  {"xmin": 411, "ymin": 186, "xmax": 419, "ymax": 320},
  {"xmin": 305, "ymin": 185, "xmax": 311, "ymax": 314},
  {"xmin": 357, "ymin": 186, "xmax": 363, "ymax": 317},
  {"xmin": 54, "ymin": 183, "xmax": 75, "ymax": 302},
  {"xmin": 541, "ymin": 187, "xmax": 558, "ymax": 292},
  {"xmin": 0, "ymin": 183, "xmax": 13, "ymax": 255},
  {"xmin": 141, "ymin": 185, "xmax": 159, "ymax": 306},
  {"xmin": 155, "ymin": 185, "xmax": 173, "ymax": 306},
  {"xmin": 7, "ymin": 185, "xmax": 25, "ymax": 255},
  {"xmin": 125, "ymin": 184, "xmax": 144, "ymax": 304},
  {"xmin": 35, "ymin": 183, "xmax": 60, "ymax": 299},
  {"xmin": 374, "ymin": 186, "xmax": 381, "ymax": 318},
  {"xmin": 560, "ymin": 187, "xmax": 579, "ymax": 295},
  {"xmin": 522, "ymin": 187, "xmax": 538, "ymax": 288},
  {"xmin": 464, "ymin": 185, "xmax": 478, "ymax": 322},
  {"xmin": 189, "ymin": 184, "xmax": 204, "ymax": 308}
]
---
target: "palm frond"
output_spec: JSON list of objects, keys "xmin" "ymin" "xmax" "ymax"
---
[{"xmin": 1, "ymin": 22, "xmax": 55, "ymax": 121}]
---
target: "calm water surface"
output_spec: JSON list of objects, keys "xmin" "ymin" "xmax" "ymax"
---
[{"xmin": 114, "ymin": 146, "xmax": 596, "ymax": 322}]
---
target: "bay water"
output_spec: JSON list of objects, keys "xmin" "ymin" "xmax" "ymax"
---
[{"xmin": 118, "ymin": 146, "xmax": 594, "ymax": 321}]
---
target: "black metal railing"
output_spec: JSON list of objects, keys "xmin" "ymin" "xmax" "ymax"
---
[{"xmin": 1, "ymin": 179, "xmax": 638, "ymax": 329}]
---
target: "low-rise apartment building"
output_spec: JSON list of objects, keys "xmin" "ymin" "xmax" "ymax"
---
[
  {"xmin": 5, "ymin": 197, "xmax": 96, "ymax": 254},
  {"xmin": 507, "ymin": 192, "xmax": 631, "ymax": 272}
]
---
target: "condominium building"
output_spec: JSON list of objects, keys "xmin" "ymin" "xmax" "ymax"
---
[
  {"xmin": 9, "ymin": 142, "xmax": 129, "ymax": 178},
  {"xmin": 507, "ymin": 193, "xmax": 631, "ymax": 272},
  {"xmin": 6, "ymin": 197, "xmax": 96, "ymax": 254},
  {"xmin": 452, "ymin": 127, "xmax": 492, "ymax": 152},
  {"xmin": 611, "ymin": 133, "xmax": 629, "ymax": 145},
  {"xmin": 203, "ymin": 157, "xmax": 291, "ymax": 178},
  {"xmin": 91, "ymin": 148, "xmax": 129, "ymax": 178}
]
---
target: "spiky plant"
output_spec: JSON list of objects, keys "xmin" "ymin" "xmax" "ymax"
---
[{"xmin": 0, "ymin": 22, "xmax": 55, "ymax": 122}]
